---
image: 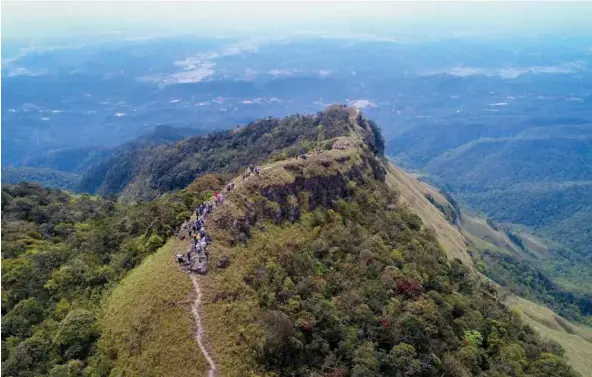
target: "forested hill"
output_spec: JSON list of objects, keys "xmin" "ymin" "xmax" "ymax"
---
[
  {"xmin": 388, "ymin": 119, "xmax": 592, "ymax": 305},
  {"xmin": 1, "ymin": 106, "xmax": 583, "ymax": 377},
  {"xmin": 1, "ymin": 125, "xmax": 207, "ymax": 193},
  {"xmin": 78, "ymin": 105, "xmax": 385, "ymax": 201}
]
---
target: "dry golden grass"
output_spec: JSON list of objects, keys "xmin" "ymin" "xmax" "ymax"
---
[
  {"xmin": 384, "ymin": 163, "xmax": 473, "ymax": 268},
  {"xmin": 508, "ymin": 295, "xmax": 592, "ymax": 377},
  {"xmin": 461, "ymin": 215, "xmax": 523, "ymax": 257},
  {"xmin": 98, "ymin": 238, "xmax": 208, "ymax": 377},
  {"xmin": 519, "ymin": 232, "xmax": 550, "ymax": 258}
]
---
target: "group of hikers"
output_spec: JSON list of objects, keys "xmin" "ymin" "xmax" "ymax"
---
[
  {"xmin": 176, "ymin": 201, "xmax": 215, "ymax": 269},
  {"xmin": 176, "ymin": 165, "xmax": 260, "ymax": 274},
  {"xmin": 241, "ymin": 165, "xmax": 260, "ymax": 180}
]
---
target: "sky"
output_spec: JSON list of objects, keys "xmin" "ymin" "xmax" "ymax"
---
[{"xmin": 3, "ymin": 1, "xmax": 592, "ymax": 43}]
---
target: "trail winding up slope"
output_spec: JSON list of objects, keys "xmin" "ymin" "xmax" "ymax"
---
[{"xmin": 190, "ymin": 275, "xmax": 217, "ymax": 377}]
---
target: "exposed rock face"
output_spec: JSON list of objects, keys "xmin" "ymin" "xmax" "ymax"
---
[
  {"xmin": 261, "ymin": 172, "xmax": 354, "ymax": 212},
  {"xmin": 213, "ymin": 156, "xmax": 385, "ymax": 246}
]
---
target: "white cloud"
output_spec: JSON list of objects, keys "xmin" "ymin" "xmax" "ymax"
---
[
  {"xmin": 268, "ymin": 69, "xmax": 301, "ymax": 77},
  {"xmin": 4, "ymin": 67, "xmax": 48, "ymax": 77},
  {"xmin": 139, "ymin": 62, "xmax": 215, "ymax": 85},
  {"xmin": 425, "ymin": 62, "xmax": 585, "ymax": 79},
  {"xmin": 347, "ymin": 99, "xmax": 376, "ymax": 109}
]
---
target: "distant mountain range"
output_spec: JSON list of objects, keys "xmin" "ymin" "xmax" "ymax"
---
[{"xmin": 3, "ymin": 35, "xmax": 591, "ymax": 166}]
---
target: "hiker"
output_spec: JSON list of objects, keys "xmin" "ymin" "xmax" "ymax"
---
[
  {"xmin": 187, "ymin": 250, "xmax": 192, "ymax": 262},
  {"xmin": 255, "ymin": 166, "xmax": 260, "ymax": 175},
  {"xmin": 176, "ymin": 253, "xmax": 185, "ymax": 264}
]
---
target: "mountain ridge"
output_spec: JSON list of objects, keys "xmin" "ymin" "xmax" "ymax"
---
[{"xmin": 2, "ymin": 106, "xmax": 588, "ymax": 377}]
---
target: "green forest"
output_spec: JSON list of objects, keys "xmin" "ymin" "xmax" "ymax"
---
[{"xmin": 2, "ymin": 167, "xmax": 82, "ymax": 192}]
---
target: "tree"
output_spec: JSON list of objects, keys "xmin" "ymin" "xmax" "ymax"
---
[
  {"xmin": 1, "ymin": 298, "xmax": 45, "ymax": 338},
  {"xmin": 48, "ymin": 360, "xmax": 84, "ymax": 377},
  {"xmin": 387, "ymin": 343, "xmax": 422, "ymax": 377},
  {"xmin": 54, "ymin": 309, "xmax": 99, "ymax": 360},
  {"xmin": 463, "ymin": 330, "xmax": 483, "ymax": 348}
]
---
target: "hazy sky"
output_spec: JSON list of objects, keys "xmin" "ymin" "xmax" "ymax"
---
[{"xmin": 3, "ymin": 1, "xmax": 592, "ymax": 42}]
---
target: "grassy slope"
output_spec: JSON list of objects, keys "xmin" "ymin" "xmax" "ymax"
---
[
  {"xmin": 93, "ymin": 148, "xmax": 591, "ymax": 376},
  {"xmin": 98, "ymin": 238, "xmax": 208, "ymax": 377},
  {"xmin": 508, "ymin": 296, "xmax": 592, "ymax": 376},
  {"xmin": 460, "ymin": 216, "xmax": 524, "ymax": 257},
  {"xmin": 398, "ymin": 172, "xmax": 592, "ymax": 376},
  {"xmin": 384, "ymin": 163, "xmax": 472, "ymax": 267}
]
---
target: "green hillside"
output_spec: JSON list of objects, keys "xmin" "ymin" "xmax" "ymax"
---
[
  {"xmin": 399, "ymin": 174, "xmax": 592, "ymax": 374},
  {"xmin": 390, "ymin": 122, "xmax": 592, "ymax": 322},
  {"xmin": 194, "ymin": 117, "xmax": 578, "ymax": 377},
  {"xmin": 1, "ymin": 107, "xmax": 585, "ymax": 377},
  {"xmin": 2, "ymin": 167, "xmax": 82, "ymax": 191}
]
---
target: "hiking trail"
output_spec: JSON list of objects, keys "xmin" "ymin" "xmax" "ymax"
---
[
  {"xmin": 190, "ymin": 274, "xmax": 216, "ymax": 377},
  {"xmin": 179, "ymin": 164, "xmax": 270, "ymax": 376}
]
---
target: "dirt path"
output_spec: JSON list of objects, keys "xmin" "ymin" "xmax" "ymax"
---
[{"xmin": 190, "ymin": 274, "xmax": 216, "ymax": 377}]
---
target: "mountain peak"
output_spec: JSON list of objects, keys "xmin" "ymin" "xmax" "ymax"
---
[{"xmin": 78, "ymin": 106, "xmax": 385, "ymax": 201}]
